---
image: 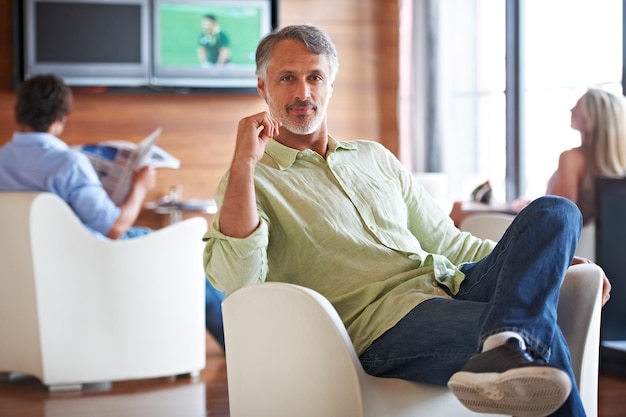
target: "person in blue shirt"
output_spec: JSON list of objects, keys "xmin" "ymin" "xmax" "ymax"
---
[{"xmin": 0, "ymin": 74, "xmax": 225, "ymax": 349}]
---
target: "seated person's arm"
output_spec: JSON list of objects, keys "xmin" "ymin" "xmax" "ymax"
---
[
  {"xmin": 219, "ymin": 113, "xmax": 280, "ymax": 238},
  {"xmin": 203, "ymin": 112, "xmax": 281, "ymax": 293},
  {"xmin": 197, "ymin": 46, "xmax": 208, "ymax": 64},
  {"xmin": 107, "ymin": 166, "xmax": 156, "ymax": 239}
]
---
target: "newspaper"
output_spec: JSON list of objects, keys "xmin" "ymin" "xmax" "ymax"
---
[{"xmin": 74, "ymin": 127, "xmax": 180, "ymax": 205}]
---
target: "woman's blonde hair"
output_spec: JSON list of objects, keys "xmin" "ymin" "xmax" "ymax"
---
[{"xmin": 581, "ymin": 88, "xmax": 626, "ymax": 177}]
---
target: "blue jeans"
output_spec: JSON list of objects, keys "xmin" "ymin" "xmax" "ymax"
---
[
  {"xmin": 206, "ymin": 279, "xmax": 226, "ymax": 349},
  {"xmin": 122, "ymin": 226, "xmax": 226, "ymax": 350},
  {"xmin": 120, "ymin": 226, "xmax": 153, "ymax": 239},
  {"xmin": 359, "ymin": 196, "xmax": 585, "ymax": 417}
]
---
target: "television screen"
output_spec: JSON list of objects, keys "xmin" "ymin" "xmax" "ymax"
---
[
  {"xmin": 22, "ymin": 0, "xmax": 151, "ymax": 87},
  {"xmin": 16, "ymin": 0, "xmax": 277, "ymax": 92},
  {"xmin": 151, "ymin": 0, "xmax": 274, "ymax": 90}
]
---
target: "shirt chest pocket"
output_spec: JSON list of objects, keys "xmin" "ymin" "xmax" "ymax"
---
[{"xmin": 347, "ymin": 178, "xmax": 408, "ymax": 227}]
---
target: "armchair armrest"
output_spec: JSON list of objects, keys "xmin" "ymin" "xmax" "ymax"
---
[{"xmin": 558, "ymin": 263, "xmax": 604, "ymax": 416}]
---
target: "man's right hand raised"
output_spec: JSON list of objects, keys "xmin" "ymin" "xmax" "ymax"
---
[
  {"xmin": 232, "ymin": 112, "xmax": 281, "ymax": 166},
  {"xmin": 219, "ymin": 112, "xmax": 281, "ymax": 239}
]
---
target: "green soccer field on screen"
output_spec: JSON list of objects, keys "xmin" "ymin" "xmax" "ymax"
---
[{"xmin": 158, "ymin": 3, "xmax": 262, "ymax": 67}]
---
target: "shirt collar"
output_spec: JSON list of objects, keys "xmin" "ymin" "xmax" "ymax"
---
[
  {"xmin": 264, "ymin": 136, "xmax": 357, "ymax": 170},
  {"xmin": 12, "ymin": 131, "xmax": 69, "ymax": 149}
]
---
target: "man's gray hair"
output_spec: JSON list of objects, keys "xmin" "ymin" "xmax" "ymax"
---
[{"xmin": 256, "ymin": 24, "xmax": 339, "ymax": 81}]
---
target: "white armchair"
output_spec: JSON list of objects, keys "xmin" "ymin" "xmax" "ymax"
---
[
  {"xmin": 223, "ymin": 264, "xmax": 603, "ymax": 417},
  {"xmin": 0, "ymin": 192, "xmax": 207, "ymax": 391}
]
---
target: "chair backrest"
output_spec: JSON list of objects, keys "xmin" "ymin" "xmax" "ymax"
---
[
  {"xmin": 458, "ymin": 212, "xmax": 515, "ymax": 241},
  {"xmin": 594, "ymin": 177, "xmax": 626, "ymax": 341}
]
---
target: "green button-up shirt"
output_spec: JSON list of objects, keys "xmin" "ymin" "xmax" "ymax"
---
[{"xmin": 203, "ymin": 136, "xmax": 495, "ymax": 355}]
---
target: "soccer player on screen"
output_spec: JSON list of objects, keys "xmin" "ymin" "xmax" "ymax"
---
[{"xmin": 197, "ymin": 14, "xmax": 231, "ymax": 66}]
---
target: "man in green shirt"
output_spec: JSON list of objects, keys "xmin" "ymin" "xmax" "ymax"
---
[{"xmin": 203, "ymin": 24, "xmax": 611, "ymax": 417}]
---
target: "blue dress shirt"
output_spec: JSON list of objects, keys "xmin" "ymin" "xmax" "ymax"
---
[{"xmin": 0, "ymin": 132, "xmax": 120, "ymax": 237}]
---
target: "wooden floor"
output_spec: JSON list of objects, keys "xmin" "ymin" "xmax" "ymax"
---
[
  {"xmin": 0, "ymin": 336, "xmax": 229, "ymax": 417},
  {"xmin": 1, "ymin": 335, "xmax": 626, "ymax": 417},
  {"xmin": 599, "ymin": 372, "xmax": 626, "ymax": 417}
]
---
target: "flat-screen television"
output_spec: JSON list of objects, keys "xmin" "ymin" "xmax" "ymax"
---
[
  {"xmin": 152, "ymin": 0, "xmax": 275, "ymax": 89},
  {"xmin": 15, "ymin": 0, "xmax": 278, "ymax": 92},
  {"xmin": 20, "ymin": 0, "xmax": 152, "ymax": 87}
]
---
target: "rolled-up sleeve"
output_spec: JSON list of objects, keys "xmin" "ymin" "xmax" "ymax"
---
[{"xmin": 203, "ymin": 217, "xmax": 270, "ymax": 294}]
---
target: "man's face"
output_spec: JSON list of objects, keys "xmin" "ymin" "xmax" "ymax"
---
[
  {"xmin": 201, "ymin": 18, "xmax": 215, "ymax": 33},
  {"xmin": 257, "ymin": 40, "xmax": 334, "ymax": 136}
]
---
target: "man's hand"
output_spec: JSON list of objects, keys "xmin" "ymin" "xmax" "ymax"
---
[
  {"xmin": 571, "ymin": 256, "xmax": 611, "ymax": 306},
  {"xmin": 132, "ymin": 165, "xmax": 157, "ymax": 193},
  {"xmin": 232, "ymin": 112, "xmax": 281, "ymax": 166},
  {"xmin": 218, "ymin": 112, "xmax": 281, "ymax": 239},
  {"xmin": 107, "ymin": 166, "xmax": 157, "ymax": 239}
]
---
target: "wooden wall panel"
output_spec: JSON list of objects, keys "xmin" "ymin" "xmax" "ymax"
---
[{"xmin": 0, "ymin": 0, "xmax": 399, "ymax": 230}]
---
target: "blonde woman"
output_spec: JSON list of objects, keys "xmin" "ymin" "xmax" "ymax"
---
[
  {"xmin": 544, "ymin": 88, "xmax": 626, "ymax": 224},
  {"xmin": 452, "ymin": 88, "xmax": 626, "ymax": 227}
]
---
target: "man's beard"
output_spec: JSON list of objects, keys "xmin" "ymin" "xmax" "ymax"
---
[{"xmin": 270, "ymin": 99, "xmax": 327, "ymax": 135}]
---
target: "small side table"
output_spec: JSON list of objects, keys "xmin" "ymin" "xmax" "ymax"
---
[{"xmin": 146, "ymin": 187, "xmax": 217, "ymax": 225}]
